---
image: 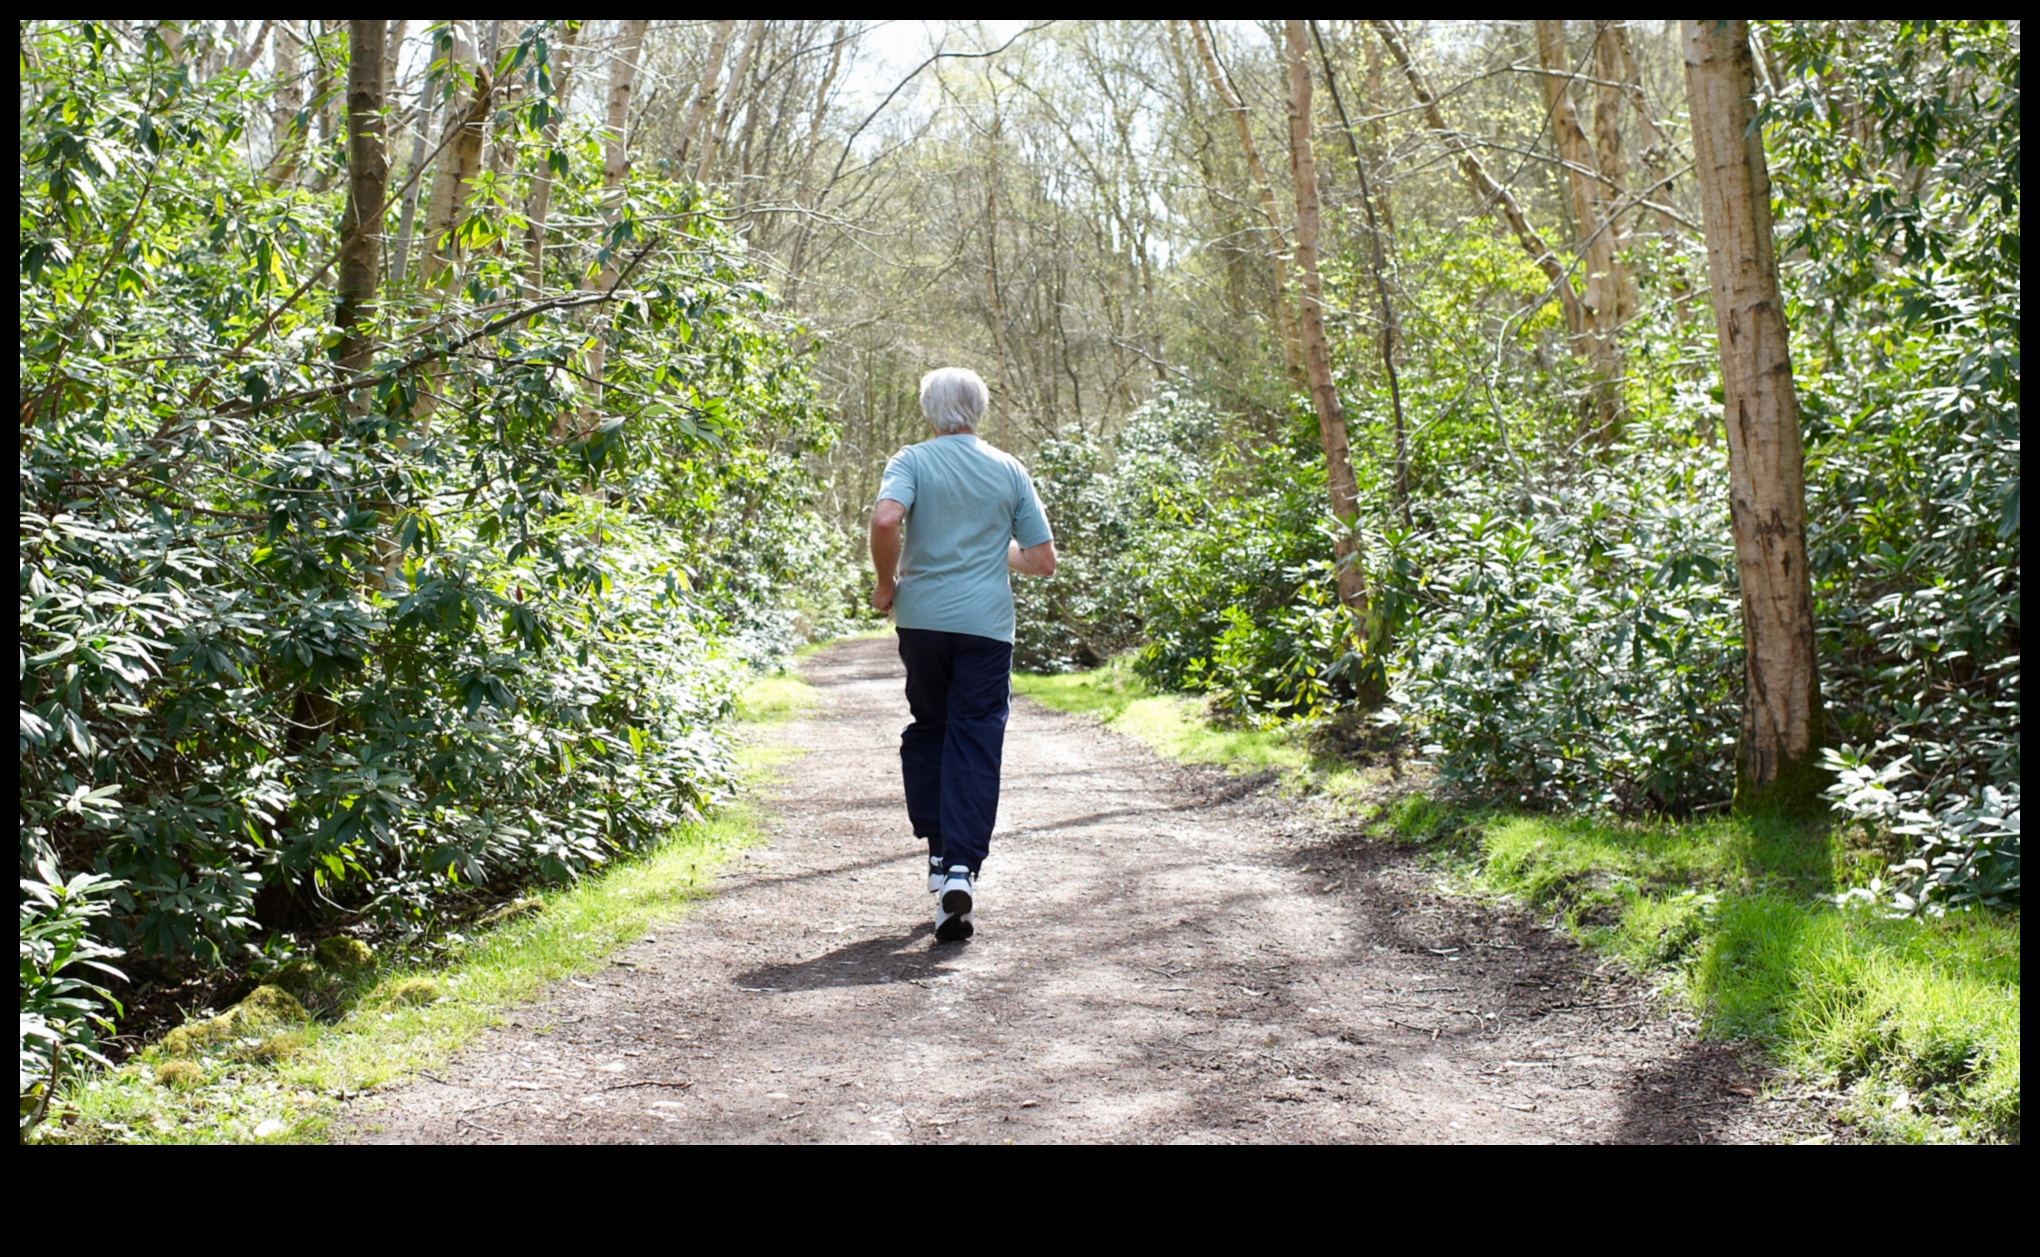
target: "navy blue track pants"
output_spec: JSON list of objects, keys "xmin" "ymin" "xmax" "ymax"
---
[{"xmin": 896, "ymin": 627, "xmax": 1012, "ymax": 874}]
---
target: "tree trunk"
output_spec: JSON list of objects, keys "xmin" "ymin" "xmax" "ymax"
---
[
  {"xmin": 1358, "ymin": 27, "xmax": 1399, "ymax": 256},
  {"xmin": 382, "ymin": 20, "xmax": 407, "ymax": 113},
  {"xmin": 334, "ymin": 20, "xmax": 388, "ymax": 381},
  {"xmin": 1535, "ymin": 19, "xmax": 1624, "ymax": 442},
  {"xmin": 697, "ymin": 20, "xmax": 762, "ymax": 183},
  {"xmin": 1188, "ymin": 20, "xmax": 1304, "ymax": 381},
  {"xmin": 1284, "ymin": 21, "xmax": 1375, "ymax": 648},
  {"xmin": 1608, "ymin": 21, "xmax": 1683, "ymax": 247},
  {"xmin": 1683, "ymin": 19, "xmax": 1825, "ymax": 817},
  {"xmin": 523, "ymin": 21, "xmax": 577, "ymax": 296},
  {"xmin": 676, "ymin": 20, "xmax": 737, "ymax": 171},
  {"xmin": 573, "ymin": 18, "xmax": 649, "ymax": 437},
  {"xmin": 1591, "ymin": 23, "xmax": 1639, "ymax": 327},
  {"xmin": 983, "ymin": 108, "xmax": 1014, "ymax": 450},
  {"xmin": 1311, "ymin": 21, "xmax": 1410, "ymax": 525},
  {"xmin": 781, "ymin": 23, "xmax": 846, "ymax": 308},
  {"xmin": 311, "ymin": 21, "xmax": 337, "ymax": 189},
  {"xmin": 388, "ymin": 25, "xmax": 443, "ymax": 287},
  {"xmin": 266, "ymin": 22, "xmax": 307, "ymax": 188},
  {"xmin": 1371, "ymin": 19, "xmax": 1584, "ymax": 336},
  {"xmin": 232, "ymin": 19, "xmax": 274, "ymax": 74},
  {"xmin": 419, "ymin": 22, "xmax": 490, "ymax": 285}
]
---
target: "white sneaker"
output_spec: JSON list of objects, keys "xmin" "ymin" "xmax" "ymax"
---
[
  {"xmin": 927, "ymin": 856, "xmax": 945, "ymax": 894},
  {"xmin": 934, "ymin": 865, "xmax": 975, "ymax": 942}
]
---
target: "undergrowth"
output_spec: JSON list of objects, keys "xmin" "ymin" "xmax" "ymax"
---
[{"xmin": 27, "ymin": 669, "xmax": 817, "ymax": 1145}]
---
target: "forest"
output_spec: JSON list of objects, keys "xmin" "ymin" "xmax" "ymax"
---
[{"xmin": 19, "ymin": 20, "xmax": 2019, "ymax": 1143}]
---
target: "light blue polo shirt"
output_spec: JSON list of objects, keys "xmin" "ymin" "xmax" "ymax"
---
[{"xmin": 878, "ymin": 434, "xmax": 1053, "ymax": 644}]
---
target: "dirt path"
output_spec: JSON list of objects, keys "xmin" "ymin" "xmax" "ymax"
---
[{"xmin": 351, "ymin": 636, "xmax": 1818, "ymax": 1144}]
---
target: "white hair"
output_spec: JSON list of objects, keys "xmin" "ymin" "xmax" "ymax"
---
[{"xmin": 919, "ymin": 367, "xmax": 988, "ymax": 435}]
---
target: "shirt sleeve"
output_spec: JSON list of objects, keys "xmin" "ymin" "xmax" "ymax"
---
[
  {"xmin": 876, "ymin": 448, "xmax": 916, "ymax": 510},
  {"xmin": 1011, "ymin": 464, "xmax": 1053, "ymax": 549}
]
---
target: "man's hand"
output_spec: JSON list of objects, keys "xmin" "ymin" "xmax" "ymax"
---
[{"xmin": 871, "ymin": 582, "xmax": 895, "ymax": 615}]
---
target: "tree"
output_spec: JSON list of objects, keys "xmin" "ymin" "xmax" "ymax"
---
[
  {"xmin": 1371, "ymin": 20, "xmax": 1585, "ymax": 336},
  {"xmin": 676, "ymin": 20, "xmax": 737, "ymax": 170},
  {"xmin": 1284, "ymin": 19, "xmax": 1377, "ymax": 677},
  {"xmin": 334, "ymin": 20, "xmax": 387, "ymax": 383},
  {"xmin": 1311, "ymin": 21, "xmax": 1410, "ymax": 523},
  {"xmin": 575, "ymin": 19, "xmax": 650, "ymax": 434},
  {"xmin": 266, "ymin": 22, "xmax": 307, "ymax": 187},
  {"xmin": 419, "ymin": 21, "xmax": 490, "ymax": 284},
  {"xmin": 1683, "ymin": 19, "xmax": 1825, "ymax": 816},
  {"xmin": 1534, "ymin": 20, "xmax": 1625, "ymax": 441},
  {"xmin": 1188, "ymin": 20, "xmax": 1303, "ymax": 380},
  {"xmin": 523, "ymin": 21, "xmax": 579, "ymax": 295}
]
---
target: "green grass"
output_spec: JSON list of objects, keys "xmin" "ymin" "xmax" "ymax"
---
[
  {"xmin": 1018, "ymin": 657, "xmax": 2020, "ymax": 1144},
  {"xmin": 1471, "ymin": 811, "xmax": 2020, "ymax": 1143},
  {"xmin": 35, "ymin": 667, "xmax": 819, "ymax": 1145}
]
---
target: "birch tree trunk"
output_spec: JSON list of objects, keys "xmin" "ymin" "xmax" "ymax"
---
[
  {"xmin": 676, "ymin": 21, "xmax": 737, "ymax": 171},
  {"xmin": 1371, "ymin": 19, "xmax": 1584, "ymax": 336},
  {"xmin": 781, "ymin": 23, "xmax": 846, "ymax": 308},
  {"xmin": 697, "ymin": 20, "xmax": 762, "ymax": 183},
  {"xmin": 382, "ymin": 20, "xmax": 407, "ymax": 113},
  {"xmin": 1591, "ymin": 23, "xmax": 1639, "ymax": 326},
  {"xmin": 335, "ymin": 20, "xmax": 388, "ymax": 381},
  {"xmin": 388, "ymin": 25, "xmax": 443, "ymax": 287},
  {"xmin": 1284, "ymin": 21, "xmax": 1376, "ymax": 654},
  {"xmin": 232, "ymin": 19, "xmax": 274, "ymax": 74},
  {"xmin": 983, "ymin": 106, "xmax": 1014, "ymax": 450},
  {"xmin": 419, "ymin": 21, "xmax": 489, "ymax": 285},
  {"xmin": 1683, "ymin": 19, "xmax": 1825, "ymax": 817},
  {"xmin": 1188, "ymin": 20, "xmax": 1304, "ymax": 380},
  {"xmin": 523, "ymin": 21, "xmax": 577, "ymax": 296},
  {"xmin": 266, "ymin": 23, "xmax": 307, "ymax": 188},
  {"xmin": 573, "ymin": 19, "xmax": 649, "ymax": 436},
  {"xmin": 1608, "ymin": 21, "xmax": 1683, "ymax": 247},
  {"xmin": 1534, "ymin": 19, "xmax": 1624, "ymax": 442},
  {"xmin": 1311, "ymin": 21, "xmax": 1410, "ymax": 524},
  {"xmin": 311, "ymin": 21, "xmax": 336, "ymax": 189}
]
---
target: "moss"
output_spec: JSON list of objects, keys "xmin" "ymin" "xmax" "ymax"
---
[
  {"xmin": 268, "ymin": 957, "xmax": 334, "ymax": 998},
  {"xmin": 233, "ymin": 984, "xmax": 307, "ymax": 1025},
  {"xmin": 383, "ymin": 977, "xmax": 447, "ymax": 1007},
  {"xmin": 153, "ymin": 1060, "xmax": 204, "ymax": 1089},
  {"xmin": 159, "ymin": 985, "xmax": 307, "ymax": 1058},
  {"xmin": 313, "ymin": 936, "xmax": 374, "ymax": 970},
  {"xmin": 234, "ymin": 1030, "xmax": 309, "ymax": 1063}
]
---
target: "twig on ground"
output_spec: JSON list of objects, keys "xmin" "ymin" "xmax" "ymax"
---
[{"xmin": 599, "ymin": 1079, "xmax": 695, "ymax": 1092}]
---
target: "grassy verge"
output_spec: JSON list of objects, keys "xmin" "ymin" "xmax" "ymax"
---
[
  {"xmin": 35, "ymin": 668, "xmax": 819, "ymax": 1145},
  {"xmin": 1471, "ymin": 812, "xmax": 2020, "ymax": 1143},
  {"xmin": 1018, "ymin": 658, "xmax": 2021, "ymax": 1144}
]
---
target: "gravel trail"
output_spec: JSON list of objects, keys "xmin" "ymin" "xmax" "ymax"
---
[{"xmin": 350, "ymin": 635, "xmax": 1815, "ymax": 1144}]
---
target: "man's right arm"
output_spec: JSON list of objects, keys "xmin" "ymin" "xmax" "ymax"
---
[
  {"xmin": 1008, "ymin": 537, "xmax": 1057, "ymax": 577},
  {"xmin": 870, "ymin": 498, "xmax": 907, "ymax": 614}
]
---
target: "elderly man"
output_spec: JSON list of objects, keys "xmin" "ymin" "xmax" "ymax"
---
[{"xmin": 870, "ymin": 367, "xmax": 1057, "ymax": 942}]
